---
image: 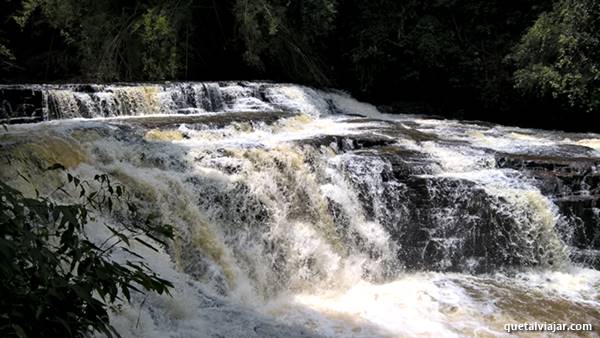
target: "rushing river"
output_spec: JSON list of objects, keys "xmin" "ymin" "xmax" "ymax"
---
[{"xmin": 1, "ymin": 82, "xmax": 599, "ymax": 337}]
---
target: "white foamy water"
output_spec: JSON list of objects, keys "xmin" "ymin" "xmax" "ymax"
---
[
  {"xmin": 1, "ymin": 82, "xmax": 600, "ymax": 337},
  {"xmin": 266, "ymin": 268, "xmax": 600, "ymax": 337}
]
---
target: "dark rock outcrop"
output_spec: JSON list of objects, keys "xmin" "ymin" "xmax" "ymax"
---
[
  {"xmin": 496, "ymin": 152, "xmax": 600, "ymax": 268},
  {"xmin": 0, "ymin": 86, "xmax": 46, "ymax": 123}
]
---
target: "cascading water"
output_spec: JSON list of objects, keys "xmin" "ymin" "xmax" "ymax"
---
[{"xmin": 1, "ymin": 82, "xmax": 600, "ymax": 337}]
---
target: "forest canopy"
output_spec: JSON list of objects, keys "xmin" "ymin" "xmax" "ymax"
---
[{"xmin": 0, "ymin": 0, "xmax": 598, "ymax": 130}]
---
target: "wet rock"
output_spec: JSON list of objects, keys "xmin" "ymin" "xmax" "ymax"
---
[
  {"xmin": 299, "ymin": 133, "xmax": 396, "ymax": 152},
  {"xmin": 385, "ymin": 175, "xmax": 551, "ymax": 273},
  {"xmin": 555, "ymin": 197, "xmax": 600, "ymax": 257},
  {"xmin": 496, "ymin": 152, "xmax": 600, "ymax": 267},
  {"xmin": 337, "ymin": 150, "xmax": 560, "ymax": 273},
  {"xmin": 342, "ymin": 119, "xmax": 439, "ymax": 142},
  {"xmin": 0, "ymin": 86, "xmax": 45, "ymax": 123},
  {"xmin": 377, "ymin": 101, "xmax": 435, "ymax": 115},
  {"xmin": 107, "ymin": 111, "xmax": 293, "ymax": 130},
  {"xmin": 379, "ymin": 124, "xmax": 439, "ymax": 142},
  {"xmin": 357, "ymin": 145, "xmax": 432, "ymax": 178}
]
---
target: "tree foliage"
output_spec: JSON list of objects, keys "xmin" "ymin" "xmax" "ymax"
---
[
  {"xmin": 337, "ymin": 0, "xmax": 548, "ymax": 110},
  {"xmin": 136, "ymin": 7, "xmax": 179, "ymax": 80},
  {"xmin": 233, "ymin": 0, "xmax": 337, "ymax": 84},
  {"xmin": 9, "ymin": 0, "xmax": 192, "ymax": 81},
  {"xmin": 0, "ymin": 41, "xmax": 15, "ymax": 71},
  {"xmin": 511, "ymin": 0, "xmax": 600, "ymax": 112},
  {"xmin": 0, "ymin": 0, "xmax": 598, "ymax": 128},
  {"xmin": 0, "ymin": 168, "xmax": 174, "ymax": 338},
  {"xmin": 0, "ymin": 27, "xmax": 16, "ymax": 71}
]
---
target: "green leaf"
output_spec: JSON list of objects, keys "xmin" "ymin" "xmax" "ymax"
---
[
  {"xmin": 106, "ymin": 225, "xmax": 130, "ymax": 246},
  {"xmin": 121, "ymin": 247, "xmax": 144, "ymax": 259},
  {"xmin": 18, "ymin": 172, "xmax": 30, "ymax": 183},
  {"xmin": 0, "ymin": 172, "xmax": 173, "ymax": 338},
  {"xmin": 12, "ymin": 324, "xmax": 27, "ymax": 338},
  {"xmin": 134, "ymin": 237, "xmax": 158, "ymax": 252},
  {"xmin": 46, "ymin": 163, "xmax": 66, "ymax": 171}
]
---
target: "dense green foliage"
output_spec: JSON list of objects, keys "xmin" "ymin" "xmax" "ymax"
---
[
  {"xmin": 0, "ymin": 168, "xmax": 173, "ymax": 338},
  {"xmin": 0, "ymin": 29, "xmax": 15, "ymax": 71},
  {"xmin": 233, "ymin": 0, "xmax": 337, "ymax": 84},
  {"xmin": 0, "ymin": 0, "xmax": 598, "ymax": 129},
  {"xmin": 8, "ymin": 0, "xmax": 190, "ymax": 81},
  {"xmin": 335, "ymin": 1, "xmax": 549, "ymax": 112},
  {"xmin": 511, "ymin": 0, "xmax": 600, "ymax": 112}
]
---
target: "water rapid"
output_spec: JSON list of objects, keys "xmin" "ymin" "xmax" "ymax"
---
[{"xmin": 1, "ymin": 82, "xmax": 599, "ymax": 337}]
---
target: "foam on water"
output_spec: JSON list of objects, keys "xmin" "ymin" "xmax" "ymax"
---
[
  {"xmin": 264, "ymin": 268, "xmax": 600, "ymax": 337},
  {"xmin": 2, "ymin": 82, "xmax": 600, "ymax": 337}
]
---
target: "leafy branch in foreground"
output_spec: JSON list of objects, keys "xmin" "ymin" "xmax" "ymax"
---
[{"xmin": 0, "ymin": 166, "xmax": 174, "ymax": 338}]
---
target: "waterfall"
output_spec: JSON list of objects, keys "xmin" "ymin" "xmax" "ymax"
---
[{"xmin": 1, "ymin": 82, "xmax": 599, "ymax": 337}]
